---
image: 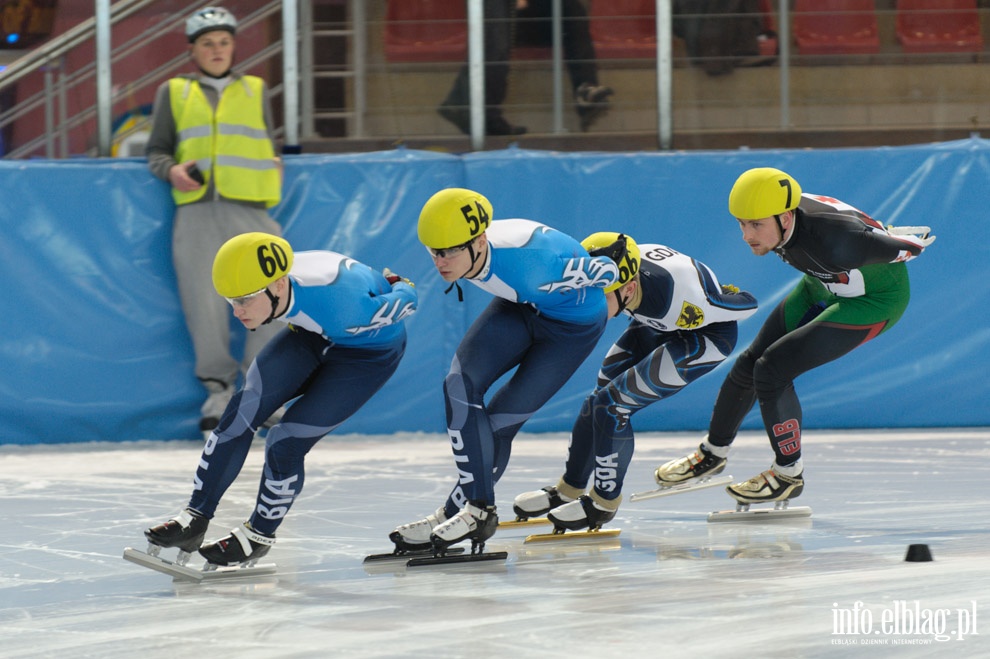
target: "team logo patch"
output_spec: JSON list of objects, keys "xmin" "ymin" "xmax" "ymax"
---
[{"xmin": 677, "ymin": 301, "xmax": 704, "ymax": 329}]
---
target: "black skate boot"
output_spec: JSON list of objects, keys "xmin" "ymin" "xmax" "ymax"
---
[
  {"xmin": 144, "ymin": 508, "xmax": 209, "ymax": 559},
  {"xmin": 727, "ymin": 466, "xmax": 804, "ymax": 504},
  {"xmin": 430, "ymin": 501, "xmax": 499, "ymax": 556},
  {"xmin": 389, "ymin": 506, "xmax": 448, "ymax": 553},
  {"xmin": 199, "ymin": 522, "xmax": 275, "ymax": 567},
  {"xmin": 512, "ymin": 486, "xmax": 571, "ymax": 520},
  {"xmin": 655, "ymin": 442, "xmax": 727, "ymax": 485},
  {"xmin": 547, "ymin": 495, "xmax": 617, "ymax": 532}
]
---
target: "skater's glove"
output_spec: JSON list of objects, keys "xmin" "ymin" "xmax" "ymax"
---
[
  {"xmin": 721, "ymin": 283, "xmax": 740, "ymax": 295},
  {"xmin": 888, "ymin": 225, "xmax": 936, "ymax": 248},
  {"xmin": 383, "ymin": 267, "xmax": 414, "ymax": 288}
]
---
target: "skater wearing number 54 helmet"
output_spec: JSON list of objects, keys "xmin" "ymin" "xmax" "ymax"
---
[
  {"xmin": 655, "ymin": 168, "xmax": 935, "ymax": 512},
  {"xmin": 388, "ymin": 188, "xmax": 619, "ymax": 559}
]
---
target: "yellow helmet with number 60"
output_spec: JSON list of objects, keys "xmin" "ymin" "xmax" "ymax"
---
[
  {"xmin": 212, "ymin": 232, "xmax": 294, "ymax": 298},
  {"xmin": 728, "ymin": 167, "xmax": 802, "ymax": 220},
  {"xmin": 418, "ymin": 188, "xmax": 493, "ymax": 249},
  {"xmin": 581, "ymin": 232, "xmax": 641, "ymax": 294}
]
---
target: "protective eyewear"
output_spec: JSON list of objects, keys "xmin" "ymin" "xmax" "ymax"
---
[
  {"xmin": 224, "ymin": 287, "xmax": 268, "ymax": 307},
  {"xmin": 426, "ymin": 238, "xmax": 475, "ymax": 260}
]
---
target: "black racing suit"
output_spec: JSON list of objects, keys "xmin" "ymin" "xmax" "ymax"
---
[{"xmin": 708, "ymin": 194, "xmax": 928, "ymax": 469}]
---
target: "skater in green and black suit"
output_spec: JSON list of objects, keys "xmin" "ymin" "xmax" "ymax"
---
[{"xmin": 656, "ymin": 167, "xmax": 935, "ymax": 505}]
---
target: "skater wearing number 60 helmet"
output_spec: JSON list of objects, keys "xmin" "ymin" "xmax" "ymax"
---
[
  {"xmin": 141, "ymin": 232, "xmax": 416, "ymax": 569},
  {"xmin": 655, "ymin": 168, "xmax": 935, "ymax": 509}
]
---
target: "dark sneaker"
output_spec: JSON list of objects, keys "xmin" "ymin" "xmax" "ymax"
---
[{"xmin": 575, "ymin": 82, "xmax": 614, "ymax": 131}]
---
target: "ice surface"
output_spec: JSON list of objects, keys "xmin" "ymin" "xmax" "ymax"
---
[{"xmin": 1, "ymin": 429, "xmax": 988, "ymax": 658}]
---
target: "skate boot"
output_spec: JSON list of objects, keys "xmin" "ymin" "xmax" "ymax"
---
[
  {"xmin": 198, "ymin": 522, "xmax": 275, "ymax": 567},
  {"xmin": 512, "ymin": 483, "xmax": 580, "ymax": 521},
  {"xmin": 547, "ymin": 494, "xmax": 617, "ymax": 532},
  {"xmin": 430, "ymin": 501, "xmax": 499, "ymax": 556},
  {"xmin": 389, "ymin": 506, "xmax": 447, "ymax": 553},
  {"xmin": 727, "ymin": 465, "xmax": 804, "ymax": 504},
  {"xmin": 144, "ymin": 508, "xmax": 208, "ymax": 563},
  {"xmin": 655, "ymin": 441, "xmax": 727, "ymax": 485}
]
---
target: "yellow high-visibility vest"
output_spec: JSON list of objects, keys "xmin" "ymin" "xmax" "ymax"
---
[{"xmin": 169, "ymin": 76, "xmax": 280, "ymax": 208}]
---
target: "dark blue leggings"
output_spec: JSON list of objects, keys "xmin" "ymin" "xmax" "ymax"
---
[
  {"xmin": 188, "ymin": 327, "xmax": 404, "ymax": 536},
  {"xmin": 441, "ymin": 298, "xmax": 606, "ymax": 513},
  {"xmin": 562, "ymin": 321, "xmax": 738, "ymax": 501}
]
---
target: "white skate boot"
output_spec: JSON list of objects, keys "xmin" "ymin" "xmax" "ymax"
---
[
  {"xmin": 547, "ymin": 495, "xmax": 617, "ymax": 532},
  {"xmin": 655, "ymin": 441, "xmax": 727, "ymax": 485},
  {"xmin": 430, "ymin": 502, "xmax": 499, "ymax": 555},
  {"xmin": 389, "ymin": 506, "xmax": 448, "ymax": 552},
  {"xmin": 512, "ymin": 480, "xmax": 584, "ymax": 520}
]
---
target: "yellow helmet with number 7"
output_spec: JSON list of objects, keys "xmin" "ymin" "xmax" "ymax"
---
[
  {"xmin": 212, "ymin": 232, "xmax": 294, "ymax": 298},
  {"xmin": 581, "ymin": 232, "xmax": 641, "ymax": 294},
  {"xmin": 418, "ymin": 188, "xmax": 493, "ymax": 249},
  {"xmin": 728, "ymin": 167, "xmax": 802, "ymax": 220}
]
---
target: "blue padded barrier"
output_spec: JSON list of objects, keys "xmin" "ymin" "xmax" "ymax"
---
[{"xmin": 2, "ymin": 141, "xmax": 986, "ymax": 444}]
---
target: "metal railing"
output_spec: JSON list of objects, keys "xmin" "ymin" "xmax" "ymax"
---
[{"xmin": 0, "ymin": 0, "xmax": 286, "ymax": 159}]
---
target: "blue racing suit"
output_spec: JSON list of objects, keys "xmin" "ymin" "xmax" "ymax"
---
[
  {"xmin": 441, "ymin": 220, "xmax": 619, "ymax": 513},
  {"xmin": 188, "ymin": 250, "xmax": 416, "ymax": 536}
]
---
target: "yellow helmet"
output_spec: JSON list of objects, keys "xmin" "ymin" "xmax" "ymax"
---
[
  {"xmin": 728, "ymin": 167, "xmax": 802, "ymax": 220},
  {"xmin": 212, "ymin": 232, "xmax": 294, "ymax": 298},
  {"xmin": 418, "ymin": 188, "xmax": 493, "ymax": 249},
  {"xmin": 581, "ymin": 232, "xmax": 641, "ymax": 293}
]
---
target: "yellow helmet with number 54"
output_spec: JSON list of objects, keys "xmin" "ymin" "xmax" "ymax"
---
[
  {"xmin": 728, "ymin": 167, "xmax": 802, "ymax": 220},
  {"xmin": 418, "ymin": 188, "xmax": 493, "ymax": 249},
  {"xmin": 212, "ymin": 232, "xmax": 294, "ymax": 298}
]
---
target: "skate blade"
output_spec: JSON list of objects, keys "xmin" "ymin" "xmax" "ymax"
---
[
  {"xmin": 524, "ymin": 528, "xmax": 621, "ymax": 543},
  {"xmin": 363, "ymin": 546, "xmax": 465, "ymax": 563},
  {"xmin": 123, "ymin": 547, "xmax": 277, "ymax": 582},
  {"xmin": 629, "ymin": 475, "xmax": 733, "ymax": 502},
  {"xmin": 498, "ymin": 517, "xmax": 550, "ymax": 529},
  {"xmin": 406, "ymin": 551, "xmax": 508, "ymax": 568},
  {"xmin": 707, "ymin": 504, "xmax": 812, "ymax": 523}
]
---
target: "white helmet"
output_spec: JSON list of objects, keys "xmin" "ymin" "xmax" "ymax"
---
[{"xmin": 186, "ymin": 7, "xmax": 237, "ymax": 43}]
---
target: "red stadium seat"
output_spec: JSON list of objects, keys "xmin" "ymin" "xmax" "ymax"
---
[
  {"xmin": 895, "ymin": 0, "xmax": 983, "ymax": 53},
  {"xmin": 383, "ymin": 1, "xmax": 467, "ymax": 63},
  {"xmin": 793, "ymin": 0, "xmax": 880, "ymax": 55},
  {"xmin": 589, "ymin": 0, "xmax": 657, "ymax": 60}
]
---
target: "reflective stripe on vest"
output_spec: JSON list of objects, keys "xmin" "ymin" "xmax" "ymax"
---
[{"xmin": 169, "ymin": 76, "xmax": 280, "ymax": 208}]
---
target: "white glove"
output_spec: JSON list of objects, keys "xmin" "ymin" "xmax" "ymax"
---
[{"xmin": 888, "ymin": 225, "xmax": 936, "ymax": 248}]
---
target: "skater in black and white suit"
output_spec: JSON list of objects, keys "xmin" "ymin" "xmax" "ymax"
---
[{"xmin": 512, "ymin": 232, "xmax": 758, "ymax": 530}]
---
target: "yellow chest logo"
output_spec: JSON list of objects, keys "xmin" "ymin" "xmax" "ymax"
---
[{"xmin": 677, "ymin": 301, "xmax": 704, "ymax": 329}]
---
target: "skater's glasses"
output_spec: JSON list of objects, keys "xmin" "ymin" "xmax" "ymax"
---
[
  {"xmin": 426, "ymin": 238, "xmax": 475, "ymax": 260},
  {"xmin": 224, "ymin": 287, "xmax": 269, "ymax": 307}
]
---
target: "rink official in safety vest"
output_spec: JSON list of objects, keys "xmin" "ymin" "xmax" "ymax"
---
[{"xmin": 146, "ymin": 6, "xmax": 284, "ymax": 437}]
